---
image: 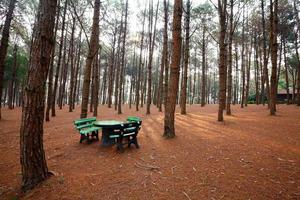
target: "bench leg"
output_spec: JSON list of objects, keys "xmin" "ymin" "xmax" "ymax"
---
[
  {"xmin": 116, "ymin": 137, "xmax": 124, "ymax": 153},
  {"xmin": 80, "ymin": 134, "xmax": 88, "ymax": 143},
  {"xmin": 128, "ymin": 136, "xmax": 131, "ymax": 148},
  {"xmin": 79, "ymin": 135, "xmax": 84, "ymax": 143},
  {"xmin": 96, "ymin": 130, "xmax": 99, "ymax": 141},
  {"xmin": 133, "ymin": 135, "xmax": 139, "ymax": 149}
]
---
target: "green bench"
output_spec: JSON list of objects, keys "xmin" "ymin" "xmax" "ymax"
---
[
  {"xmin": 109, "ymin": 117, "xmax": 142, "ymax": 152},
  {"xmin": 74, "ymin": 117, "xmax": 100, "ymax": 143}
]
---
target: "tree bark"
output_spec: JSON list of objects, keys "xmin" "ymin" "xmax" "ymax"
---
[
  {"xmin": 20, "ymin": 0, "xmax": 57, "ymax": 191},
  {"xmin": 163, "ymin": 0, "xmax": 182, "ymax": 138},
  {"xmin": 146, "ymin": 1, "xmax": 159, "ymax": 114},
  {"xmin": 118, "ymin": 0, "xmax": 128, "ymax": 114},
  {"xmin": 80, "ymin": 0, "xmax": 100, "ymax": 118},
  {"xmin": 135, "ymin": 10, "xmax": 146, "ymax": 111},
  {"xmin": 269, "ymin": 0, "xmax": 278, "ymax": 115},
  {"xmin": 51, "ymin": 0, "xmax": 68, "ymax": 117},
  {"xmin": 283, "ymin": 38, "xmax": 290, "ymax": 105},
  {"xmin": 68, "ymin": 16, "xmax": 76, "ymax": 112},
  {"xmin": 107, "ymin": 27, "xmax": 117, "ymax": 108},
  {"xmin": 180, "ymin": 0, "xmax": 190, "ymax": 114},
  {"xmin": 226, "ymin": 0, "xmax": 233, "ymax": 115},
  {"xmin": 201, "ymin": 28, "xmax": 206, "ymax": 107},
  {"xmin": 93, "ymin": 49, "xmax": 100, "ymax": 116},
  {"xmin": 217, "ymin": 0, "xmax": 227, "ymax": 121},
  {"xmin": 45, "ymin": 1, "xmax": 60, "ymax": 121},
  {"xmin": 261, "ymin": 0, "xmax": 270, "ymax": 106}
]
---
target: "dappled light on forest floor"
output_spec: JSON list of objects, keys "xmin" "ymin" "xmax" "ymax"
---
[{"xmin": 0, "ymin": 104, "xmax": 299, "ymax": 199}]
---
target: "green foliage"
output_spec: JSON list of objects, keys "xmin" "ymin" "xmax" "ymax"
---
[{"xmin": 3, "ymin": 45, "xmax": 28, "ymax": 87}]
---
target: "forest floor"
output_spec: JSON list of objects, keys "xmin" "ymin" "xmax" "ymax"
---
[{"xmin": 0, "ymin": 104, "xmax": 299, "ymax": 200}]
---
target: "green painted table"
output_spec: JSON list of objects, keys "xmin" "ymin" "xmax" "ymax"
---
[{"xmin": 93, "ymin": 120, "xmax": 124, "ymax": 146}]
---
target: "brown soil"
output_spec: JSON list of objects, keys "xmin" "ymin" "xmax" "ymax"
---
[{"xmin": 0, "ymin": 104, "xmax": 299, "ymax": 200}]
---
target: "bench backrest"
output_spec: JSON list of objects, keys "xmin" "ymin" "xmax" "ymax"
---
[
  {"xmin": 122, "ymin": 122, "xmax": 140, "ymax": 134},
  {"xmin": 127, "ymin": 116, "xmax": 142, "ymax": 123},
  {"xmin": 76, "ymin": 123, "xmax": 93, "ymax": 130},
  {"xmin": 74, "ymin": 117, "xmax": 96, "ymax": 126}
]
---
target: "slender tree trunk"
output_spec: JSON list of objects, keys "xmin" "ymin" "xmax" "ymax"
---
[
  {"xmin": 51, "ymin": 0, "xmax": 68, "ymax": 117},
  {"xmin": 245, "ymin": 40, "xmax": 252, "ymax": 107},
  {"xmin": 163, "ymin": 0, "xmax": 182, "ymax": 138},
  {"xmin": 114, "ymin": 25, "xmax": 122, "ymax": 111},
  {"xmin": 269, "ymin": 0, "xmax": 278, "ymax": 115},
  {"xmin": 201, "ymin": 28, "xmax": 206, "ymax": 107},
  {"xmin": 136, "ymin": 10, "xmax": 146, "ymax": 111},
  {"xmin": 68, "ymin": 16, "xmax": 76, "ymax": 112},
  {"xmin": 226, "ymin": 0, "xmax": 233, "ymax": 115},
  {"xmin": 102, "ymin": 60, "xmax": 108, "ymax": 105},
  {"xmin": 93, "ymin": 48, "xmax": 100, "ymax": 116},
  {"xmin": 0, "ymin": 0, "xmax": 16, "ymax": 119},
  {"xmin": 118, "ymin": 0, "xmax": 128, "ymax": 114},
  {"xmin": 292, "ymin": 0, "xmax": 300, "ymax": 105},
  {"xmin": 80, "ymin": 0, "xmax": 100, "ymax": 118},
  {"xmin": 283, "ymin": 38, "xmax": 290, "ymax": 105},
  {"xmin": 261, "ymin": 0, "xmax": 270, "ymax": 107},
  {"xmin": 241, "ymin": 11, "xmax": 245, "ymax": 108},
  {"xmin": 180, "ymin": 0, "xmax": 190, "ymax": 114},
  {"xmin": 20, "ymin": 0, "xmax": 57, "ymax": 191},
  {"xmin": 90, "ymin": 59, "xmax": 95, "ymax": 113},
  {"xmin": 255, "ymin": 35, "xmax": 260, "ymax": 104},
  {"xmin": 8, "ymin": 44, "xmax": 18, "ymax": 109},
  {"xmin": 146, "ymin": 1, "xmax": 159, "ymax": 114},
  {"xmin": 58, "ymin": 32, "xmax": 69, "ymax": 109},
  {"xmin": 107, "ymin": 28, "xmax": 117, "ymax": 108},
  {"xmin": 72, "ymin": 30, "xmax": 82, "ymax": 109},
  {"xmin": 45, "ymin": 1, "xmax": 60, "ymax": 121},
  {"xmin": 217, "ymin": 0, "xmax": 227, "ymax": 122}
]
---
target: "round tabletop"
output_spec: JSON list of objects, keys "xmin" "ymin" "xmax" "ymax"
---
[{"xmin": 93, "ymin": 120, "xmax": 124, "ymax": 128}]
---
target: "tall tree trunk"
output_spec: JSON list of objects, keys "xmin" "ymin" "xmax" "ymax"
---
[
  {"xmin": 0, "ymin": 0, "xmax": 16, "ymax": 119},
  {"xmin": 164, "ymin": 27, "xmax": 170, "ymax": 110},
  {"xmin": 114, "ymin": 24, "xmax": 122, "ymax": 111},
  {"xmin": 90, "ymin": 58, "xmax": 95, "ymax": 113},
  {"xmin": 255, "ymin": 35, "xmax": 260, "ymax": 104},
  {"xmin": 107, "ymin": 27, "xmax": 117, "ymax": 108},
  {"xmin": 102, "ymin": 59, "xmax": 108, "ymax": 105},
  {"xmin": 51, "ymin": 0, "xmax": 68, "ymax": 117},
  {"xmin": 146, "ymin": 1, "xmax": 159, "ymax": 114},
  {"xmin": 180, "ymin": 0, "xmax": 190, "ymax": 114},
  {"xmin": 8, "ymin": 44, "xmax": 18, "ymax": 109},
  {"xmin": 226, "ymin": 0, "xmax": 233, "ymax": 115},
  {"xmin": 269, "ymin": 0, "xmax": 278, "ymax": 115},
  {"xmin": 20, "ymin": 0, "xmax": 57, "ymax": 190},
  {"xmin": 233, "ymin": 40, "xmax": 239, "ymax": 105},
  {"xmin": 58, "ymin": 32, "xmax": 69, "ymax": 109},
  {"xmin": 293, "ymin": 0, "xmax": 300, "ymax": 105},
  {"xmin": 217, "ymin": 0, "xmax": 227, "ymax": 122},
  {"xmin": 163, "ymin": 0, "xmax": 182, "ymax": 138},
  {"xmin": 245, "ymin": 40, "xmax": 252, "ymax": 107},
  {"xmin": 283, "ymin": 38, "xmax": 290, "ymax": 105},
  {"xmin": 135, "ymin": 10, "xmax": 146, "ymax": 111},
  {"xmin": 80, "ymin": 0, "xmax": 100, "ymax": 118},
  {"xmin": 261, "ymin": 0, "xmax": 270, "ymax": 107},
  {"xmin": 72, "ymin": 30, "xmax": 82, "ymax": 109},
  {"xmin": 241, "ymin": 10, "xmax": 245, "ymax": 108},
  {"xmin": 45, "ymin": 1, "xmax": 60, "ymax": 121},
  {"xmin": 93, "ymin": 48, "xmax": 100, "ymax": 116},
  {"xmin": 118, "ymin": 0, "xmax": 128, "ymax": 115},
  {"xmin": 201, "ymin": 28, "xmax": 206, "ymax": 107},
  {"xmin": 68, "ymin": 16, "xmax": 76, "ymax": 112}
]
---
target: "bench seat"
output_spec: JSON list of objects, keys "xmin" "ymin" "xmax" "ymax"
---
[
  {"xmin": 80, "ymin": 126, "xmax": 101, "ymax": 135},
  {"xmin": 74, "ymin": 117, "xmax": 99, "ymax": 143}
]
